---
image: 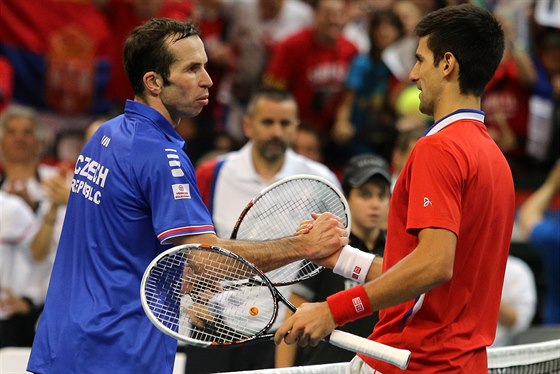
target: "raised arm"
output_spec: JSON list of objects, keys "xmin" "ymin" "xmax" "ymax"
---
[{"xmin": 518, "ymin": 160, "xmax": 560, "ymax": 240}]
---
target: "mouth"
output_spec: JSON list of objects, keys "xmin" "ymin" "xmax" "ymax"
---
[{"xmin": 196, "ymin": 95, "xmax": 209, "ymax": 105}]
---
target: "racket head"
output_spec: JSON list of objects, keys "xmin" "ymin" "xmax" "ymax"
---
[
  {"xmin": 230, "ymin": 175, "xmax": 351, "ymax": 286},
  {"xmin": 140, "ymin": 243, "xmax": 280, "ymax": 347}
]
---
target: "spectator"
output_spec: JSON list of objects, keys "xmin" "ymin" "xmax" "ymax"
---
[
  {"xmin": 0, "ymin": 105, "xmax": 69, "ymax": 336},
  {"xmin": 215, "ymin": 0, "xmax": 314, "ymax": 142},
  {"xmin": 333, "ymin": 8, "xmax": 405, "ymax": 161},
  {"xmin": 526, "ymin": 29, "xmax": 560, "ymax": 167},
  {"xmin": 492, "ymin": 255, "xmax": 537, "ymax": 347},
  {"xmin": 518, "ymin": 159, "xmax": 560, "ymax": 324},
  {"xmin": 191, "ymin": 88, "xmax": 339, "ymax": 373},
  {"xmin": 390, "ymin": 126, "xmax": 424, "ymax": 191},
  {"xmin": 263, "ymin": 0, "xmax": 358, "ymax": 142},
  {"xmin": 293, "ymin": 123, "xmax": 325, "ymax": 163},
  {"xmin": 276, "ymin": 153, "xmax": 391, "ymax": 367},
  {"xmin": 482, "ymin": 15, "xmax": 537, "ymax": 172}
]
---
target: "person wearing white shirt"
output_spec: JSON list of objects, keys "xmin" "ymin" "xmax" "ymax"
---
[
  {"xmin": 0, "ymin": 191, "xmax": 41, "ymax": 347},
  {"xmin": 492, "ymin": 255, "xmax": 537, "ymax": 347}
]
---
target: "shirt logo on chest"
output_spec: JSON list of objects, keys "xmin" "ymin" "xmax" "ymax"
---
[{"xmin": 423, "ymin": 197, "xmax": 432, "ymax": 207}]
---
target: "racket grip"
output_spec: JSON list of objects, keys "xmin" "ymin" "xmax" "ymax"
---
[{"xmin": 328, "ymin": 330, "xmax": 411, "ymax": 370}]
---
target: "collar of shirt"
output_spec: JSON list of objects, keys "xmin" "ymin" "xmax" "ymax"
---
[
  {"xmin": 124, "ymin": 100, "xmax": 186, "ymax": 150},
  {"xmin": 424, "ymin": 109, "xmax": 485, "ymax": 137},
  {"xmin": 235, "ymin": 142, "xmax": 300, "ymax": 184}
]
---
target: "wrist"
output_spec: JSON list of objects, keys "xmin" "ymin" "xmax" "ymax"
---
[
  {"xmin": 333, "ymin": 245, "xmax": 375, "ymax": 283},
  {"xmin": 326, "ymin": 285, "xmax": 373, "ymax": 326}
]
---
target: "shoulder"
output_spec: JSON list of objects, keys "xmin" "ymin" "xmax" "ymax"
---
[{"xmin": 287, "ymin": 151, "xmax": 339, "ymax": 185}]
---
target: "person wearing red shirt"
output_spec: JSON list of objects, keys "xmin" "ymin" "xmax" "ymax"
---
[
  {"xmin": 275, "ymin": 4, "xmax": 515, "ymax": 373},
  {"xmin": 263, "ymin": 0, "xmax": 358, "ymax": 136}
]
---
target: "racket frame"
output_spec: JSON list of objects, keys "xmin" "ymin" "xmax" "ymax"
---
[
  {"xmin": 140, "ymin": 243, "xmax": 411, "ymax": 369},
  {"xmin": 230, "ymin": 174, "xmax": 352, "ymax": 286}
]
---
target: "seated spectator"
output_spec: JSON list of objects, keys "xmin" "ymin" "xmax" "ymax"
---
[{"xmin": 518, "ymin": 159, "xmax": 560, "ymax": 325}]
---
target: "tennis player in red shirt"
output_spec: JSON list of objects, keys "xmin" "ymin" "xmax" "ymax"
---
[{"xmin": 275, "ymin": 4, "xmax": 514, "ymax": 373}]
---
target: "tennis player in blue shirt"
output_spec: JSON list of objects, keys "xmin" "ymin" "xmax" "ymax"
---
[{"xmin": 27, "ymin": 19, "xmax": 347, "ymax": 374}]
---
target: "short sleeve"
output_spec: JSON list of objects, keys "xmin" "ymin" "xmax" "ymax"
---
[
  {"xmin": 134, "ymin": 145, "xmax": 214, "ymax": 244},
  {"xmin": 406, "ymin": 138, "xmax": 464, "ymax": 235}
]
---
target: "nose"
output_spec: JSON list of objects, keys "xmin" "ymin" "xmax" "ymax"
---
[
  {"xmin": 201, "ymin": 67, "xmax": 213, "ymax": 88},
  {"xmin": 269, "ymin": 122, "xmax": 284, "ymax": 137},
  {"xmin": 409, "ymin": 62, "xmax": 419, "ymax": 83}
]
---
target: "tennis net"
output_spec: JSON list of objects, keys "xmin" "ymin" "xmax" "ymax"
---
[{"xmin": 220, "ymin": 339, "xmax": 560, "ymax": 374}]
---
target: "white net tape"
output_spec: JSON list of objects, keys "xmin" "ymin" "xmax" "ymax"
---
[{"xmin": 219, "ymin": 339, "xmax": 560, "ymax": 374}]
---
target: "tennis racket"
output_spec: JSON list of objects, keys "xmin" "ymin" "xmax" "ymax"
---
[
  {"xmin": 230, "ymin": 175, "xmax": 351, "ymax": 286},
  {"xmin": 140, "ymin": 243, "xmax": 411, "ymax": 370}
]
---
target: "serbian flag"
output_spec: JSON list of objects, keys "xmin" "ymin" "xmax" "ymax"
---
[{"xmin": 0, "ymin": 0, "xmax": 112, "ymax": 114}]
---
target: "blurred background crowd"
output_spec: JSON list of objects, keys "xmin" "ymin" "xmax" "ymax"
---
[{"xmin": 0, "ymin": 0, "xmax": 559, "ymax": 366}]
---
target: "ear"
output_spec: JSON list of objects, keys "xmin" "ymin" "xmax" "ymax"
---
[
  {"xmin": 143, "ymin": 72, "xmax": 163, "ymax": 96},
  {"xmin": 441, "ymin": 52, "xmax": 456, "ymax": 77},
  {"xmin": 242, "ymin": 115, "xmax": 253, "ymax": 139}
]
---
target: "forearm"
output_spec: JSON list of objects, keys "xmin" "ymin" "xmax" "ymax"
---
[
  {"xmin": 30, "ymin": 207, "xmax": 58, "ymax": 261},
  {"xmin": 217, "ymin": 236, "xmax": 307, "ymax": 272},
  {"xmin": 174, "ymin": 234, "xmax": 322, "ymax": 273},
  {"xmin": 364, "ymin": 248, "xmax": 452, "ymax": 312},
  {"xmin": 519, "ymin": 182, "xmax": 556, "ymax": 239},
  {"xmin": 498, "ymin": 304, "xmax": 517, "ymax": 328},
  {"xmin": 338, "ymin": 229, "xmax": 455, "ymax": 318}
]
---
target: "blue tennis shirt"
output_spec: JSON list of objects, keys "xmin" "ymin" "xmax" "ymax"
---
[{"xmin": 28, "ymin": 101, "xmax": 214, "ymax": 373}]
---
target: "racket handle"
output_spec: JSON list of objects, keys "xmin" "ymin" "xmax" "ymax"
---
[{"xmin": 328, "ymin": 330, "xmax": 411, "ymax": 370}]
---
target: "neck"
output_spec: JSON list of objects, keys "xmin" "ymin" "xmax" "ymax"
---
[
  {"xmin": 3, "ymin": 162, "xmax": 38, "ymax": 180},
  {"xmin": 135, "ymin": 96, "xmax": 179, "ymax": 127},
  {"xmin": 251, "ymin": 150, "xmax": 284, "ymax": 184},
  {"xmin": 352, "ymin": 225, "xmax": 381, "ymax": 251},
  {"xmin": 433, "ymin": 90, "xmax": 481, "ymax": 123}
]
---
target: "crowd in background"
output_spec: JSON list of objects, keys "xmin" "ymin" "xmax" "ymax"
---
[{"xmin": 0, "ymin": 0, "xmax": 559, "ymax": 366}]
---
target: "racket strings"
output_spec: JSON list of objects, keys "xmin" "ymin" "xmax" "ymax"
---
[
  {"xmin": 144, "ymin": 248, "xmax": 276, "ymax": 344},
  {"xmin": 234, "ymin": 178, "xmax": 349, "ymax": 285}
]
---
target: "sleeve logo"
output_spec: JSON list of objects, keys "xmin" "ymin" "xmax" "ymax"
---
[
  {"xmin": 172, "ymin": 184, "xmax": 191, "ymax": 200},
  {"xmin": 423, "ymin": 197, "xmax": 432, "ymax": 207}
]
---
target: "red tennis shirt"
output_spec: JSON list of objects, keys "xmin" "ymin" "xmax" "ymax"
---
[{"xmin": 361, "ymin": 110, "xmax": 515, "ymax": 373}]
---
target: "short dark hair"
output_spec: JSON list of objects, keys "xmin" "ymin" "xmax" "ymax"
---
[
  {"xmin": 245, "ymin": 87, "xmax": 298, "ymax": 117},
  {"xmin": 414, "ymin": 4, "xmax": 504, "ymax": 96},
  {"xmin": 123, "ymin": 18, "xmax": 200, "ymax": 97}
]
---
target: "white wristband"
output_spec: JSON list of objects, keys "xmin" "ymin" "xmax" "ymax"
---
[{"xmin": 333, "ymin": 245, "xmax": 375, "ymax": 283}]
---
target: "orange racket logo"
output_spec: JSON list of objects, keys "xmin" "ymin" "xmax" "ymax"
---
[{"xmin": 249, "ymin": 307, "xmax": 259, "ymax": 316}]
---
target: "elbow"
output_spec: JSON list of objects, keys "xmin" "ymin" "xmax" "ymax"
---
[
  {"xmin": 434, "ymin": 266, "xmax": 453, "ymax": 285},
  {"xmin": 429, "ymin": 260, "xmax": 454, "ymax": 286}
]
